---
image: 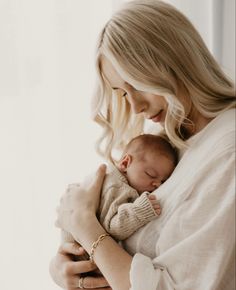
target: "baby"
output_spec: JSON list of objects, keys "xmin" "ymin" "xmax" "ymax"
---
[{"xmin": 61, "ymin": 134, "xmax": 177, "ymax": 245}]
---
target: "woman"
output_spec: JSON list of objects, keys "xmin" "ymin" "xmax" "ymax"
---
[{"xmin": 50, "ymin": 1, "xmax": 235, "ymax": 289}]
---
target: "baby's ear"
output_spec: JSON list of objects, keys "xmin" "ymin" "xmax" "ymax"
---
[{"xmin": 118, "ymin": 154, "xmax": 132, "ymax": 172}]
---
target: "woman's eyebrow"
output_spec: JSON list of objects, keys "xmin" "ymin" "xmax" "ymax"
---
[{"xmin": 112, "ymin": 82, "xmax": 131, "ymax": 90}]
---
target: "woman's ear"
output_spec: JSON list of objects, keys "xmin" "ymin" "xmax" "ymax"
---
[{"xmin": 118, "ymin": 154, "xmax": 132, "ymax": 172}]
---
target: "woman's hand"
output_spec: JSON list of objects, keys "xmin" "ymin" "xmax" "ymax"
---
[
  {"xmin": 55, "ymin": 164, "xmax": 107, "ymax": 237},
  {"xmin": 49, "ymin": 242, "xmax": 111, "ymax": 290}
]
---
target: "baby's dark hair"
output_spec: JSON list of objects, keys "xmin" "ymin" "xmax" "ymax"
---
[{"xmin": 124, "ymin": 134, "xmax": 178, "ymax": 166}]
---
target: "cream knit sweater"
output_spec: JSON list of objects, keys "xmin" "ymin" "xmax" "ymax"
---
[
  {"xmin": 61, "ymin": 165, "xmax": 157, "ymax": 243},
  {"xmin": 98, "ymin": 164, "xmax": 157, "ymax": 240},
  {"xmin": 124, "ymin": 108, "xmax": 235, "ymax": 290}
]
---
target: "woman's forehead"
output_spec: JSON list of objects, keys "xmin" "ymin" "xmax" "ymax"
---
[{"xmin": 100, "ymin": 56, "xmax": 125, "ymax": 88}]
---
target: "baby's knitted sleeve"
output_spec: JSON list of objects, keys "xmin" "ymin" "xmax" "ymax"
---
[{"xmin": 102, "ymin": 192, "xmax": 158, "ymax": 240}]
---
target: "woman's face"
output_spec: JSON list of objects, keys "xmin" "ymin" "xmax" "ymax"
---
[{"xmin": 101, "ymin": 56, "xmax": 168, "ymax": 124}]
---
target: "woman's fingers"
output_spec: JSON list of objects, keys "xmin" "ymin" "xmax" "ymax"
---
[
  {"xmin": 62, "ymin": 261, "xmax": 110, "ymax": 288},
  {"xmin": 50, "ymin": 244, "xmax": 112, "ymax": 290},
  {"xmin": 67, "ymin": 183, "xmax": 80, "ymax": 190},
  {"xmin": 87, "ymin": 288, "xmax": 112, "ymax": 290},
  {"xmin": 79, "ymin": 164, "xmax": 107, "ymax": 212},
  {"xmin": 70, "ymin": 260, "xmax": 97, "ymax": 274},
  {"xmin": 87, "ymin": 164, "xmax": 107, "ymax": 192},
  {"xmin": 93, "ymin": 164, "xmax": 106, "ymax": 188},
  {"xmin": 77, "ymin": 288, "xmax": 111, "ymax": 290},
  {"xmin": 59, "ymin": 242, "xmax": 85, "ymax": 256},
  {"xmin": 55, "ymin": 164, "xmax": 107, "ymax": 235},
  {"xmin": 76, "ymin": 275, "xmax": 110, "ymax": 289}
]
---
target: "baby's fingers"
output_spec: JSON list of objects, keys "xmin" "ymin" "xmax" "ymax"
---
[
  {"xmin": 148, "ymin": 194, "xmax": 156, "ymax": 201},
  {"xmin": 148, "ymin": 195, "xmax": 161, "ymax": 215},
  {"xmin": 153, "ymin": 203, "xmax": 161, "ymax": 215}
]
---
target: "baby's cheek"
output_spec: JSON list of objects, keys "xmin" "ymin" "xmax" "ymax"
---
[
  {"xmin": 129, "ymin": 171, "xmax": 148, "ymax": 192},
  {"xmin": 136, "ymin": 178, "xmax": 149, "ymax": 192},
  {"xmin": 127, "ymin": 175, "xmax": 141, "ymax": 191}
]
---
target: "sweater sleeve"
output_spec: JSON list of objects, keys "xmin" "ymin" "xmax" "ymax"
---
[
  {"xmin": 103, "ymin": 192, "xmax": 158, "ymax": 240},
  {"xmin": 129, "ymin": 149, "xmax": 235, "ymax": 290}
]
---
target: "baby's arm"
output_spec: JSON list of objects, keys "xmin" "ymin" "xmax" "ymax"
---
[{"xmin": 103, "ymin": 192, "xmax": 161, "ymax": 240}]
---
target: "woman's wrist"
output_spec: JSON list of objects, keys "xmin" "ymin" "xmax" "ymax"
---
[
  {"xmin": 71, "ymin": 210, "xmax": 93, "ymax": 233},
  {"xmin": 72, "ymin": 213, "xmax": 106, "ymax": 252},
  {"xmin": 70, "ymin": 212, "xmax": 132, "ymax": 290}
]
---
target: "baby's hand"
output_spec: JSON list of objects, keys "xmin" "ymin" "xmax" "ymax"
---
[{"xmin": 148, "ymin": 194, "xmax": 161, "ymax": 216}]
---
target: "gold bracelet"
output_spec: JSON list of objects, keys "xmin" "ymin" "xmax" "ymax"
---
[{"xmin": 89, "ymin": 233, "xmax": 110, "ymax": 264}]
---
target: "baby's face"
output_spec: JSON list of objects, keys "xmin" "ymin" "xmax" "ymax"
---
[{"xmin": 124, "ymin": 152, "xmax": 175, "ymax": 194}]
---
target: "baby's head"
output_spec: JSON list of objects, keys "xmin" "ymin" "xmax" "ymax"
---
[{"xmin": 118, "ymin": 134, "xmax": 178, "ymax": 194}]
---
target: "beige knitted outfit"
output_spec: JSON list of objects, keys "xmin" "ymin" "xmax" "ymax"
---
[
  {"xmin": 61, "ymin": 164, "xmax": 158, "ymax": 243},
  {"xmin": 98, "ymin": 164, "xmax": 158, "ymax": 240}
]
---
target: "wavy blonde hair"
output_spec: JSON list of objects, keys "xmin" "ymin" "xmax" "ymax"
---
[{"xmin": 91, "ymin": 0, "xmax": 235, "ymax": 162}]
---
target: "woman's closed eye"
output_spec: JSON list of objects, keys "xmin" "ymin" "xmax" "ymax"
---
[{"xmin": 113, "ymin": 89, "xmax": 127, "ymax": 98}]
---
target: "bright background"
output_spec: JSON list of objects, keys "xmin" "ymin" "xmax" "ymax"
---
[{"xmin": 0, "ymin": 1, "xmax": 235, "ymax": 289}]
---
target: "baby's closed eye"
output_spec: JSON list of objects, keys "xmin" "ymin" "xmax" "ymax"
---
[{"xmin": 145, "ymin": 171, "xmax": 157, "ymax": 178}]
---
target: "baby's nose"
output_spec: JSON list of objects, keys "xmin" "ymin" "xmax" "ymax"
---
[{"xmin": 152, "ymin": 181, "xmax": 161, "ymax": 189}]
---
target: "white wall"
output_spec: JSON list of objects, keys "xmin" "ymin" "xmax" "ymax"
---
[
  {"xmin": 221, "ymin": 0, "xmax": 235, "ymax": 80},
  {"xmin": 0, "ymin": 1, "xmax": 111, "ymax": 289}
]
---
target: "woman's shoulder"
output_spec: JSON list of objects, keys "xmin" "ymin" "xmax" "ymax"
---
[
  {"xmin": 190, "ymin": 109, "xmax": 235, "ymax": 146},
  {"xmin": 179, "ymin": 109, "xmax": 235, "ymax": 160},
  {"xmin": 209, "ymin": 108, "xmax": 234, "ymax": 132},
  {"xmin": 209, "ymin": 108, "xmax": 235, "ymax": 143},
  {"xmin": 214, "ymin": 108, "xmax": 235, "ymax": 130}
]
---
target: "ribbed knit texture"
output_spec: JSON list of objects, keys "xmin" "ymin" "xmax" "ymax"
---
[
  {"xmin": 62, "ymin": 164, "xmax": 158, "ymax": 244},
  {"xmin": 98, "ymin": 165, "xmax": 158, "ymax": 240}
]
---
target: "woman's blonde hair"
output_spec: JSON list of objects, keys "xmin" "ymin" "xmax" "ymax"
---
[{"xmin": 91, "ymin": 0, "xmax": 235, "ymax": 162}]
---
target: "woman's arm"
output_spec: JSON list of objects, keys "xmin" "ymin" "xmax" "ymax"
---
[
  {"xmin": 76, "ymin": 214, "xmax": 133, "ymax": 290},
  {"xmin": 56, "ymin": 165, "xmax": 133, "ymax": 290}
]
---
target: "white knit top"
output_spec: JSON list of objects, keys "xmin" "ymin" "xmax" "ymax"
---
[{"xmin": 123, "ymin": 109, "xmax": 235, "ymax": 290}]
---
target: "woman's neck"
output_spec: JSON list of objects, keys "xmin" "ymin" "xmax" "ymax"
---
[
  {"xmin": 176, "ymin": 84, "xmax": 214, "ymax": 139},
  {"xmin": 184, "ymin": 110, "xmax": 213, "ymax": 138}
]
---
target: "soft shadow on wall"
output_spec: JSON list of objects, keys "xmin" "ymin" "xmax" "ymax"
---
[{"xmin": 0, "ymin": 1, "xmax": 112, "ymax": 290}]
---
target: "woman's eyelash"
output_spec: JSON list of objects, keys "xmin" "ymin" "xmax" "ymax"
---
[{"xmin": 122, "ymin": 92, "xmax": 127, "ymax": 97}]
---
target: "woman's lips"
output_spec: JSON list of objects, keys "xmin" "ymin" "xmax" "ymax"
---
[{"xmin": 150, "ymin": 110, "xmax": 163, "ymax": 122}]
